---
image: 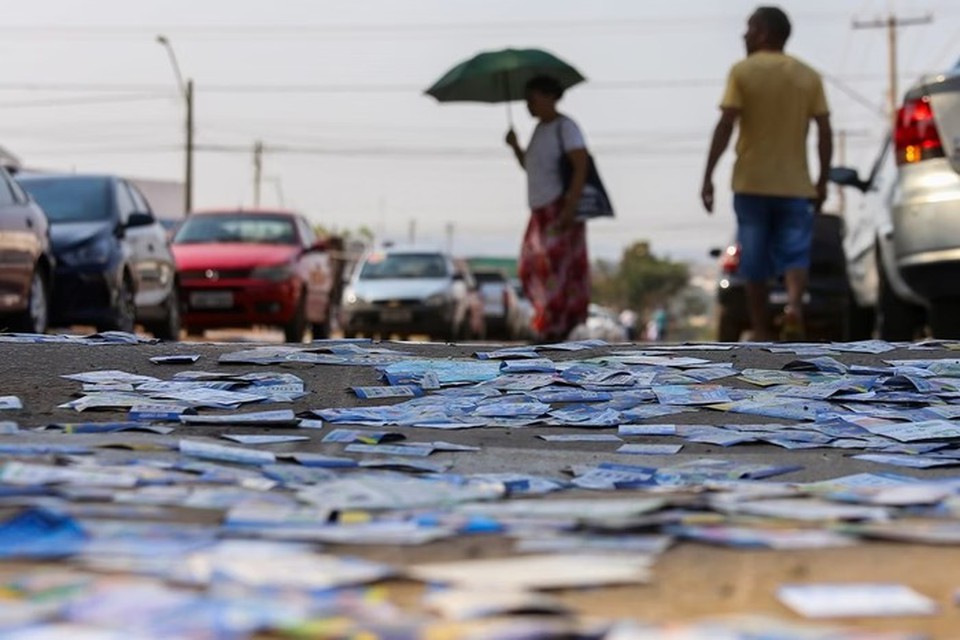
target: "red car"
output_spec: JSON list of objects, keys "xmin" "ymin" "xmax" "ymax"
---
[{"xmin": 172, "ymin": 210, "xmax": 333, "ymax": 342}]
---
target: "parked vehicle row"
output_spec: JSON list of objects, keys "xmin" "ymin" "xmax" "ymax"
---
[{"xmin": 0, "ymin": 171, "xmax": 538, "ymax": 343}]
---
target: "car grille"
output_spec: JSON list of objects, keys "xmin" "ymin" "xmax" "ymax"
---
[
  {"xmin": 372, "ymin": 299, "xmax": 424, "ymax": 307},
  {"xmin": 180, "ymin": 268, "xmax": 252, "ymax": 281}
]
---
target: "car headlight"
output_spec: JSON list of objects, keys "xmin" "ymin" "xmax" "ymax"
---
[
  {"xmin": 60, "ymin": 236, "xmax": 113, "ymax": 267},
  {"xmin": 250, "ymin": 263, "xmax": 295, "ymax": 282},
  {"xmin": 425, "ymin": 292, "xmax": 450, "ymax": 307},
  {"xmin": 343, "ymin": 288, "xmax": 366, "ymax": 305}
]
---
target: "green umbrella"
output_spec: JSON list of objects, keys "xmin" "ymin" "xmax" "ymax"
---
[{"xmin": 425, "ymin": 48, "xmax": 586, "ymax": 125}]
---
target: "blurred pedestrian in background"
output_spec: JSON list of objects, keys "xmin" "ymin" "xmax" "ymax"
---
[
  {"xmin": 700, "ymin": 6, "xmax": 832, "ymax": 341},
  {"xmin": 505, "ymin": 75, "xmax": 591, "ymax": 342},
  {"xmin": 619, "ymin": 308, "xmax": 638, "ymax": 341}
]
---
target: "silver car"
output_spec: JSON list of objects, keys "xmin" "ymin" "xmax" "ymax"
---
[
  {"xmin": 890, "ymin": 58, "xmax": 960, "ymax": 337},
  {"xmin": 340, "ymin": 247, "xmax": 478, "ymax": 340}
]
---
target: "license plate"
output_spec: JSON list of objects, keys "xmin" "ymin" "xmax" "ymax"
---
[
  {"xmin": 190, "ymin": 291, "xmax": 234, "ymax": 309},
  {"xmin": 381, "ymin": 308, "xmax": 413, "ymax": 323}
]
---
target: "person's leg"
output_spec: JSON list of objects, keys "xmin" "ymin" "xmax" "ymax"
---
[
  {"xmin": 734, "ymin": 194, "xmax": 775, "ymax": 341},
  {"xmin": 771, "ymin": 197, "xmax": 814, "ymax": 339}
]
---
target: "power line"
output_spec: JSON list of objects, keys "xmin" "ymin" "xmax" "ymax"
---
[
  {"xmin": 0, "ymin": 94, "xmax": 168, "ymax": 109},
  {"xmin": 0, "ymin": 13, "xmax": 865, "ymax": 39}
]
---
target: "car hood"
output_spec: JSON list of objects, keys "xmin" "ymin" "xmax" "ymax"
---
[
  {"xmin": 352, "ymin": 278, "xmax": 451, "ymax": 301},
  {"xmin": 173, "ymin": 243, "xmax": 300, "ymax": 270},
  {"xmin": 49, "ymin": 221, "xmax": 114, "ymax": 253}
]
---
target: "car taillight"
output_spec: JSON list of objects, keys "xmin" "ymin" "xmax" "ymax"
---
[
  {"xmin": 720, "ymin": 245, "xmax": 740, "ymax": 275},
  {"xmin": 895, "ymin": 95, "xmax": 945, "ymax": 165}
]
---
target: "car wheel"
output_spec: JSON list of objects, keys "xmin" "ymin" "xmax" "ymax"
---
[
  {"xmin": 147, "ymin": 287, "xmax": 182, "ymax": 341},
  {"xmin": 929, "ymin": 298, "xmax": 960, "ymax": 339},
  {"xmin": 12, "ymin": 268, "xmax": 49, "ymax": 334},
  {"xmin": 185, "ymin": 326, "xmax": 204, "ymax": 339},
  {"xmin": 717, "ymin": 303, "xmax": 747, "ymax": 342},
  {"xmin": 99, "ymin": 276, "xmax": 136, "ymax": 333},
  {"xmin": 284, "ymin": 293, "xmax": 307, "ymax": 343},
  {"xmin": 877, "ymin": 260, "xmax": 926, "ymax": 341}
]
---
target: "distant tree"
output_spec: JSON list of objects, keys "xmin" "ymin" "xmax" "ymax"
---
[
  {"xmin": 592, "ymin": 241, "xmax": 689, "ymax": 313},
  {"xmin": 618, "ymin": 241, "xmax": 689, "ymax": 312}
]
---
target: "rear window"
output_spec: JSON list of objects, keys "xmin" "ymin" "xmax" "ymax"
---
[
  {"xmin": 173, "ymin": 214, "xmax": 299, "ymax": 245},
  {"xmin": 18, "ymin": 177, "xmax": 111, "ymax": 223},
  {"xmin": 359, "ymin": 253, "xmax": 449, "ymax": 280}
]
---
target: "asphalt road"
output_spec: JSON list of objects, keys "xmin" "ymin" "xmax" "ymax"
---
[{"xmin": 3, "ymin": 337, "xmax": 960, "ymax": 636}]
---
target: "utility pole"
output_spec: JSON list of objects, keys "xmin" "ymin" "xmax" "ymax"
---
[
  {"xmin": 253, "ymin": 140, "xmax": 264, "ymax": 208},
  {"xmin": 156, "ymin": 36, "xmax": 194, "ymax": 214},
  {"xmin": 445, "ymin": 222, "xmax": 454, "ymax": 253},
  {"xmin": 185, "ymin": 79, "xmax": 194, "ymax": 214},
  {"xmin": 853, "ymin": 13, "xmax": 933, "ymax": 127}
]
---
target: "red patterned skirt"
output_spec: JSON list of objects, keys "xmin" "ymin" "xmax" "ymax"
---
[{"xmin": 518, "ymin": 198, "xmax": 590, "ymax": 341}]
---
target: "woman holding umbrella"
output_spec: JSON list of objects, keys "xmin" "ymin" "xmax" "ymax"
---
[{"xmin": 505, "ymin": 75, "xmax": 590, "ymax": 342}]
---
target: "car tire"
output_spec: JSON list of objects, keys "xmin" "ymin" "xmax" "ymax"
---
[
  {"xmin": 98, "ymin": 275, "xmax": 136, "ymax": 334},
  {"xmin": 11, "ymin": 268, "xmax": 49, "ymax": 334},
  {"xmin": 284, "ymin": 293, "xmax": 307, "ymax": 343},
  {"xmin": 717, "ymin": 303, "xmax": 747, "ymax": 342},
  {"xmin": 929, "ymin": 298, "xmax": 960, "ymax": 339},
  {"xmin": 146, "ymin": 287, "xmax": 182, "ymax": 341},
  {"xmin": 877, "ymin": 257, "xmax": 926, "ymax": 341}
]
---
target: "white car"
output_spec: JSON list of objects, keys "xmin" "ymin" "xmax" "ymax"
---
[{"xmin": 340, "ymin": 247, "xmax": 482, "ymax": 341}]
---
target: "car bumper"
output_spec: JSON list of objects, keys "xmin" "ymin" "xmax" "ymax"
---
[
  {"xmin": 893, "ymin": 158, "xmax": 960, "ymax": 297},
  {"xmin": 342, "ymin": 302, "xmax": 455, "ymax": 335},
  {"xmin": 50, "ymin": 264, "xmax": 119, "ymax": 325},
  {"xmin": 181, "ymin": 279, "xmax": 300, "ymax": 328}
]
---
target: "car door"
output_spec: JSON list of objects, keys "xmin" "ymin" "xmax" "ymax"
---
[
  {"xmin": 294, "ymin": 216, "xmax": 331, "ymax": 324},
  {"xmin": 126, "ymin": 181, "xmax": 175, "ymax": 308},
  {"xmin": 0, "ymin": 168, "xmax": 39, "ymax": 312}
]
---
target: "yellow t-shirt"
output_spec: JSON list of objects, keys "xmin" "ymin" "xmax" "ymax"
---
[{"xmin": 721, "ymin": 51, "xmax": 829, "ymax": 199}]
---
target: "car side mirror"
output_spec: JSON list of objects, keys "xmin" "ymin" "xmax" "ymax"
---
[
  {"xmin": 126, "ymin": 211, "xmax": 155, "ymax": 228},
  {"xmin": 709, "ymin": 248, "xmax": 722, "ymax": 258},
  {"xmin": 828, "ymin": 167, "xmax": 870, "ymax": 192},
  {"xmin": 310, "ymin": 239, "xmax": 327, "ymax": 252}
]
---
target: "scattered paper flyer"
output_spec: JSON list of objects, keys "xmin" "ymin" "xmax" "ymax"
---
[
  {"xmin": 408, "ymin": 554, "xmax": 652, "ymax": 590},
  {"xmin": 777, "ymin": 583, "xmax": 937, "ymax": 618},
  {"xmin": 0, "ymin": 396, "xmax": 23, "ymax": 410},
  {"xmin": 150, "ymin": 354, "xmax": 201, "ymax": 364}
]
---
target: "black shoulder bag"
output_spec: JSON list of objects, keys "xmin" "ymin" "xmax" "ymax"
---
[{"xmin": 556, "ymin": 118, "xmax": 614, "ymax": 220}]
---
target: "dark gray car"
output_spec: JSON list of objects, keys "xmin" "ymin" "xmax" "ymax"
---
[{"xmin": 16, "ymin": 174, "xmax": 180, "ymax": 339}]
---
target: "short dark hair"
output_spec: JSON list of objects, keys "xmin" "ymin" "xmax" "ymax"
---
[
  {"xmin": 754, "ymin": 6, "xmax": 791, "ymax": 46},
  {"xmin": 525, "ymin": 75, "xmax": 564, "ymax": 100}
]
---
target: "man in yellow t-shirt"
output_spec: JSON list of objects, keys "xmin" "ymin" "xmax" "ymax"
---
[{"xmin": 701, "ymin": 6, "xmax": 832, "ymax": 341}]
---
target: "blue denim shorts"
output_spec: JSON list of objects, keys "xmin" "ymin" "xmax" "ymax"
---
[{"xmin": 733, "ymin": 194, "xmax": 814, "ymax": 281}]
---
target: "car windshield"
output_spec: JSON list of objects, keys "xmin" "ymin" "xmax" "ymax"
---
[
  {"xmin": 174, "ymin": 214, "xmax": 299, "ymax": 245},
  {"xmin": 18, "ymin": 177, "xmax": 111, "ymax": 223},
  {"xmin": 359, "ymin": 253, "xmax": 449, "ymax": 280}
]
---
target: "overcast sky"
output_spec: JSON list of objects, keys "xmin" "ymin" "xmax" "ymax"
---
[{"xmin": 4, "ymin": 0, "xmax": 957, "ymax": 262}]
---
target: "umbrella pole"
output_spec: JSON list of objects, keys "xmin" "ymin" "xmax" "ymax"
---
[{"xmin": 502, "ymin": 71, "xmax": 514, "ymax": 128}]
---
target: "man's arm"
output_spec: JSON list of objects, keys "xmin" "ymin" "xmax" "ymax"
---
[
  {"xmin": 814, "ymin": 113, "xmax": 833, "ymax": 213},
  {"xmin": 505, "ymin": 129, "xmax": 525, "ymax": 169},
  {"xmin": 560, "ymin": 148, "xmax": 589, "ymax": 226},
  {"xmin": 701, "ymin": 108, "xmax": 739, "ymax": 213}
]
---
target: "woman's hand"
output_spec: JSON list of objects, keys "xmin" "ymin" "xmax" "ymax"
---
[{"xmin": 505, "ymin": 129, "xmax": 519, "ymax": 149}]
